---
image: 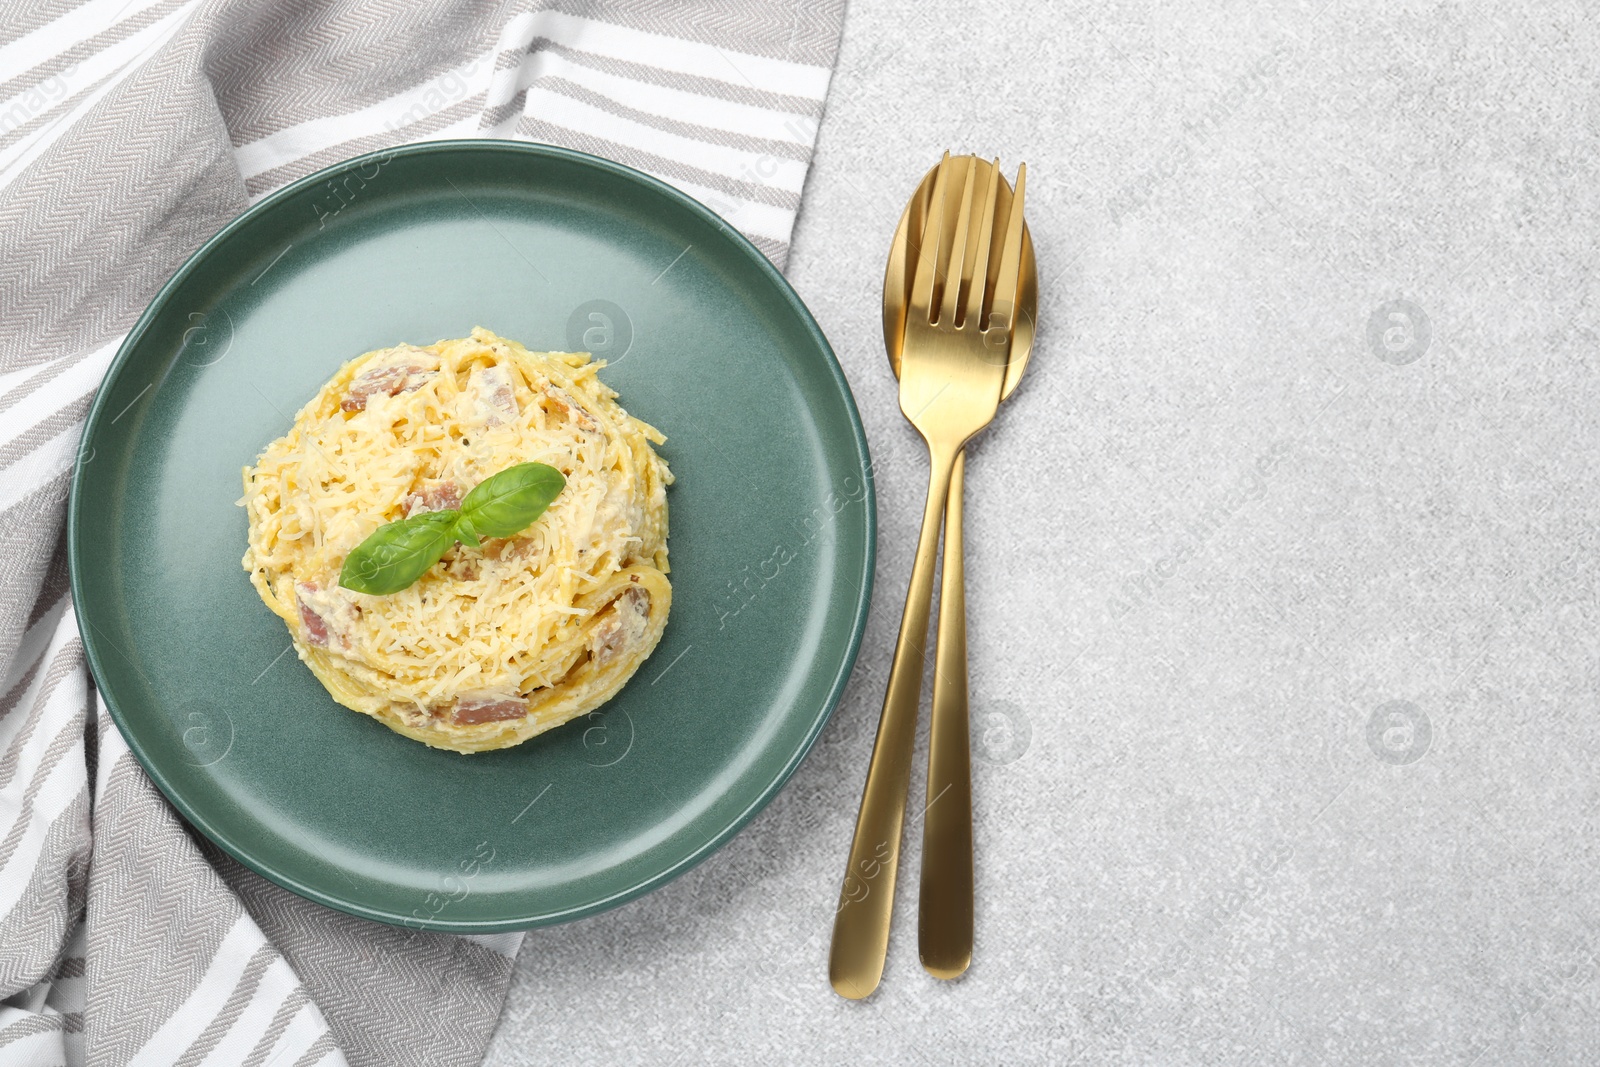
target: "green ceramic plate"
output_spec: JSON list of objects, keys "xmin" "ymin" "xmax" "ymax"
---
[{"xmin": 69, "ymin": 141, "xmax": 874, "ymax": 931}]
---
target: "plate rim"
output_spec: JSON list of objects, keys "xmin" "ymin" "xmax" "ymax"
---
[{"xmin": 67, "ymin": 139, "xmax": 877, "ymax": 931}]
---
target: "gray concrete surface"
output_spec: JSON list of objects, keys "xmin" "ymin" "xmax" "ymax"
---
[{"xmin": 485, "ymin": 2, "xmax": 1600, "ymax": 1063}]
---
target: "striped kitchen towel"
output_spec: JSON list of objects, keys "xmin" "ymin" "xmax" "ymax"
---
[{"xmin": 0, "ymin": 2, "xmax": 844, "ymax": 1064}]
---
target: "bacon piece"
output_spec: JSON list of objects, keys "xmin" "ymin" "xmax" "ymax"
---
[
  {"xmin": 468, "ymin": 365, "xmax": 519, "ymax": 425},
  {"xmin": 452, "ymin": 696, "xmax": 527, "ymax": 725},
  {"xmin": 340, "ymin": 347, "xmax": 438, "ymax": 412},
  {"xmin": 487, "ymin": 536, "xmax": 537, "ymax": 563},
  {"xmin": 296, "ymin": 583, "xmax": 330, "ymax": 646},
  {"xmin": 540, "ymin": 383, "xmax": 597, "ymax": 431},
  {"xmin": 296, "ymin": 582, "xmax": 357, "ymax": 650},
  {"xmin": 589, "ymin": 587, "xmax": 650, "ymax": 666},
  {"xmin": 404, "ymin": 481, "xmax": 461, "ymax": 516}
]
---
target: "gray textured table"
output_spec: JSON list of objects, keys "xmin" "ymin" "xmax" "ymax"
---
[{"xmin": 485, "ymin": 3, "xmax": 1600, "ymax": 1063}]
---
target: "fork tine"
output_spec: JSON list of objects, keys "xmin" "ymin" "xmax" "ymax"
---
[
  {"xmin": 964, "ymin": 158, "xmax": 1000, "ymax": 328},
  {"xmin": 954, "ymin": 168, "xmax": 980, "ymax": 324},
  {"xmin": 990, "ymin": 162, "xmax": 1027, "ymax": 332},
  {"xmin": 938, "ymin": 157, "xmax": 977, "ymax": 326},
  {"xmin": 909, "ymin": 152, "xmax": 951, "ymax": 325}
]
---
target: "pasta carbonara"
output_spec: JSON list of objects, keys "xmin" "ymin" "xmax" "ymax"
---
[{"xmin": 240, "ymin": 327, "xmax": 672, "ymax": 753}]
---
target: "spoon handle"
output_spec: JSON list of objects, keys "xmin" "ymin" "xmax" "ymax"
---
[
  {"xmin": 918, "ymin": 447, "xmax": 973, "ymax": 978},
  {"xmin": 829, "ymin": 442, "xmax": 956, "ymax": 999}
]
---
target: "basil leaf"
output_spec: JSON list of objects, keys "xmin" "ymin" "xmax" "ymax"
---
[
  {"xmin": 334, "ymin": 463, "xmax": 565, "ymax": 596},
  {"xmin": 339, "ymin": 509, "xmax": 460, "ymax": 595},
  {"xmin": 452, "ymin": 514, "xmax": 481, "ymax": 549},
  {"xmin": 455, "ymin": 462, "xmax": 565, "ymax": 541}
]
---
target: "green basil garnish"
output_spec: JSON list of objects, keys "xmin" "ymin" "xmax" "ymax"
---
[
  {"xmin": 339, "ymin": 510, "xmax": 460, "ymax": 595},
  {"xmin": 454, "ymin": 462, "xmax": 568, "ymax": 545},
  {"xmin": 338, "ymin": 462, "xmax": 565, "ymax": 595}
]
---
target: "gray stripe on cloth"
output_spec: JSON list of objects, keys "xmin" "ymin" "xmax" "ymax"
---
[
  {"xmin": 0, "ymin": 0, "xmax": 191, "ymax": 108},
  {"xmin": 0, "ymin": 344, "xmax": 104, "ymax": 419},
  {"xmin": 0, "ymin": 475, "xmax": 71, "ymax": 687},
  {"xmin": 0, "ymin": 0, "xmax": 90, "ymax": 44},
  {"xmin": 0, "ymin": 23, "xmax": 246, "ymax": 372},
  {"xmin": 549, "ymin": 0, "xmax": 846, "ymax": 66},
  {"xmin": 0, "ymin": 65, "xmax": 127, "ymax": 157},
  {"xmin": 504, "ymin": 35, "xmax": 825, "ymax": 116},
  {"xmin": 205, "ymin": 0, "xmax": 505, "ymax": 147},
  {"xmin": 240, "ymin": 92, "xmax": 485, "ymax": 198},
  {"xmin": 209, "ymin": 841, "xmax": 514, "ymax": 1067},
  {"xmin": 23, "ymin": 534, "xmax": 70, "ymax": 633},
  {"xmin": 0, "ymin": 788, "xmax": 90, "ymax": 994},
  {"xmin": 0, "ymin": 1009, "xmax": 66, "ymax": 1046},
  {"xmin": 745, "ymin": 232, "xmax": 790, "ymax": 268},
  {"xmin": 242, "ymin": 988, "xmax": 309, "ymax": 1067},
  {"xmin": 0, "ymin": 704, "xmax": 86, "ymax": 870},
  {"xmin": 83, "ymin": 751, "xmax": 248, "ymax": 1065},
  {"xmin": 292, "ymin": 1030, "xmax": 340, "ymax": 1067},
  {"xmin": 0, "ymin": 396, "xmax": 91, "ymax": 473},
  {"xmin": 536, "ymin": 75, "xmax": 813, "ymax": 160},
  {"xmin": 173, "ymin": 943, "xmax": 279, "ymax": 1067},
  {"xmin": 515, "ymin": 115, "xmax": 801, "ymax": 210},
  {"xmin": 481, "ymin": 90, "xmax": 526, "ymax": 131},
  {"xmin": 0, "ymin": 637, "xmax": 83, "ymax": 793},
  {"xmin": 0, "ymin": 656, "xmax": 45, "ymax": 725}
]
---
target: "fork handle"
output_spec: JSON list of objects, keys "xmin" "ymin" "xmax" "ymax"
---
[
  {"xmin": 919, "ymin": 447, "xmax": 973, "ymax": 978},
  {"xmin": 829, "ymin": 442, "xmax": 957, "ymax": 999}
]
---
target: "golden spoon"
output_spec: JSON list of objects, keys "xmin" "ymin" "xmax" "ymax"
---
[{"xmin": 882, "ymin": 155, "xmax": 1036, "ymax": 980}]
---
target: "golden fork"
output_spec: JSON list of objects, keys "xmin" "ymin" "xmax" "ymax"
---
[
  {"xmin": 884, "ymin": 157, "xmax": 1035, "ymax": 980},
  {"xmin": 829, "ymin": 154, "xmax": 1027, "ymax": 999}
]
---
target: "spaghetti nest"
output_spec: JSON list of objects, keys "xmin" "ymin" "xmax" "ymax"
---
[{"xmin": 240, "ymin": 327, "xmax": 672, "ymax": 753}]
